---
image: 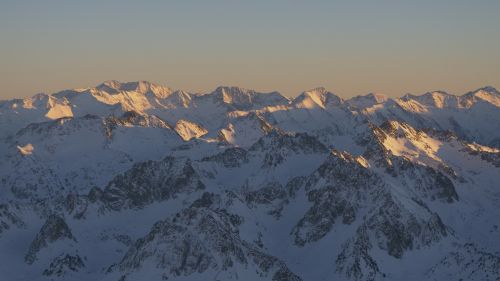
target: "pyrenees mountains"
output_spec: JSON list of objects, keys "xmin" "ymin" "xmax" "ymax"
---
[{"xmin": 0, "ymin": 81, "xmax": 499, "ymax": 281}]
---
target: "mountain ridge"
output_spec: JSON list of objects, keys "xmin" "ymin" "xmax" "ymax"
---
[{"xmin": 0, "ymin": 80, "xmax": 499, "ymax": 281}]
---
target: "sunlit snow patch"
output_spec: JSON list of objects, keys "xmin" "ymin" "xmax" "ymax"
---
[{"xmin": 17, "ymin": 143, "xmax": 34, "ymax": 156}]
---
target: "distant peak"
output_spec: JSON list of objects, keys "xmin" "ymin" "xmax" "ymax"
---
[
  {"xmin": 306, "ymin": 87, "xmax": 328, "ymax": 93},
  {"xmin": 215, "ymin": 85, "xmax": 246, "ymax": 91},
  {"xmin": 31, "ymin": 92, "xmax": 50, "ymax": 100},
  {"xmin": 462, "ymin": 86, "xmax": 500, "ymax": 107},
  {"xmin": 403, "ymin": 90, "xmax": 450, "ymax": 100},
  {"xmin": 96, "ymin": 80, "xmax": 173, "ymax": 98},
  {"xmin": 209, "ymin": 86, "xmax": 288, "ymax": 109},
  {"xmin": 214, "ymin": 86, "xmax": 256, "ymax": 96},
  {"xmin": 302, "ymin": 87, "xmax": 337, "ymax": 96},
  {"xmin": 99, "ymin": 80, "xmax": 122, "ymax": 89},
  {"xmin": 402, "ymin": 90, "xmax": 459, "ymax": 108},
  {"xmin": 367, "ymin": 92, "xmax": 388, "ymax": 102},
  {"xmin": 423, "ymin": 90, "xmax": 452, "ymax": 97},
  {"xmin": 467, "ymin": 86, "xmax": 499, "ymax": 96},
  {"xmin": 210, "ymin": 86, "xmax": 255, "ymax": 108},
  {"xmin": 294, "ymin": 87, "xmax": 342, "ymax": 109},
  {"xmin": 479, "ymin": 86, "xmax": 498, "ymax": 92},
  {"xmin": 165, "ymin": 90, "xmax": 192, "ymax": 107},
  {"xmin": 346, "ymin": 92, "xmax": 388, "ymax": 109}
]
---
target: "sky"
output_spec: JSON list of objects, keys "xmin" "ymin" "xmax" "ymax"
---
[{"xmin": 1, "ymin": 0, "xmax": 499, "ymax": 99}]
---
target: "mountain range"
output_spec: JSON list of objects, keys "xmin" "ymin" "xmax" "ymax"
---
[{"xmin": 0, "ymin": 81, "xmax": 499, "ymax": 281}]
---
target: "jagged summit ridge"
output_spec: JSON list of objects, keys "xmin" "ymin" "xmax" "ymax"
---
[
  {"xmin": 96, "ymin": 80, "xmax": 173, "ymax": 98},
  {"xmin": 0, "ymin": 81, "xmax": 499, "ymax": 281},
  {"xmin": 346, "ymin": 92, "xmax": 388, "ymax": 109}
]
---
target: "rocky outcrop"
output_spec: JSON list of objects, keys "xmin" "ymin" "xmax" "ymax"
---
[
  {"xmin": 201, "ymin": 147, "xmax": 249, "ymax": 168},
  {"xmin": 290, "ymin": 150, "xmax": 450, "ymax": 280},
  {"xmin": 102, "ymin": 156, "xmax": 205, "ymax": 210},
  {"xmin": 336, "ymin": 225, "xmax": 383, "ymax": 281},
  {"xmin": 426, "ymin": 243, "xmax": 500, "ymax": 281},
  {"xmin": 117, "ymin": 192, "xmax": 301, "ymax": 280},
  {"xmin": 25, "ymin": 215, "xmax": 75, "ymax": 264},
  {"xmin": 0, "ymin": 204, "xmax": 24, "ymax": 235},
  {"xmin": 292, "ymin": 151, "xmax": 383, "ymax": 246},
  {"xmin": 42, "ymin": 254, "xmax": 85, "ymax": 278},
  {"xmin": 249, "ymin": 131, "xmax": 329, "ymax": 168}
]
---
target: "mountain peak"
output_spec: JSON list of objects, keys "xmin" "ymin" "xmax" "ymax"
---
[
  {"xmin": 98, "ymin": 80, "xmax": 122, "ymax": 90},
  {"xmin": 213, "ymin": 86, "xmax": 254, "ymax": 105},
  {"xmin": 2, "ymin": 81, "xmax": 500, "ymax": 281},
  {"xmin": 346, "ymin": 92, "xmax": 388, "ymax": 109},
  {"xmin": 402, "ymin": 90, "xmax": 459, "ymax": 108},
  {"xmin": 462, "ymin": 86, "xmax": 500, "ymax": 107},
  {"xmin": 367, "ymin": 92, "xmax": 388, "ymax": 103},
  {"xmin": 293, "ymin": 87, "xmax": 342, "ymax": 109},
  {"xmin": 379, "ymin": 120, "xmax": 421, "ymax": 139},
  {"xmin": 214, "ymin": 85, "xmax": 252, "ymax": 94},
  {"xmin": 164, "ymin": 90, "xmax": 192, "ymax": 108},
  {"xmin": 464, "ymin": 86, "xmax": 500, "ymax": 97},
  {"xmin": 474, "ymin": 86, "xmax": 499, "ymax": 94},
  {"xmin": 96, "ymin": 80, "xmax": 173, "ymax": 98},
  {"xmin": 208, "ymin": 86, "xmax": 288, "ymax": 110}
]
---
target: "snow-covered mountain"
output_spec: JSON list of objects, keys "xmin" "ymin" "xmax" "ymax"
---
[{"xmin": 0, "ymin": 81, "xmax": 499, "ymax": 281}]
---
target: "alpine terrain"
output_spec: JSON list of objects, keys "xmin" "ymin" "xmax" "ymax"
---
[{"xmin": 1, "ymin": 80, "xmax": 499, "ymax": 281}]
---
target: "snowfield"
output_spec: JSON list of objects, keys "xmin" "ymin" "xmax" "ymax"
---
[{"xmin": 0, "ymin": 81, "xmax": 499, "ymax": 281}]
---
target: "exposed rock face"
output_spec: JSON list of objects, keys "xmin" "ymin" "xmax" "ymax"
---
[
  {"xmin": 379, "ymin": 120, "xmax": 423, "ymax": 140},
  {"xmin": 0, "ymin": 204, "xmax": 24, "ymax": 235},
  {"xmin": 201, "ymin": 147, "xmax": 249, "ymax": 168},
  {"xmin": 364, "ymin": 195, "xmax": 448, "ymax": 258},
  {"xmin": 365, "ymin": 151, "xmax": 459, "ymax": 203},
  {"xmin": 426, "ymin": 243, "xmax": 500, "ymax": 281},
  {"xmin": 104, "ymin": 111, "xmax": 172, "ymax": 138},
  {"xmin": 358, "ymin": 122, "xmax": 459, "ymax": 203},
  {"xmin": 118, "ymin": 192, "xmax": 302, "ymax": 281},
  {"xmin": 292, "ymin": 151, "xmax": 381, "ymax": 246},
  {"xmin": 335, "ymin": 225, "xmax": 382, "ymax": 281},
  {"xmin": 250, "ymin": 131, "xmax": 329, "ymax": 155},
  {"xmin": 289, "ymin": 150, "xmax": 450, "ymax": 280},
  {"xmin": 43, "ymin": 254, "xmax": 85, "ymax": 277},
  {"xmin": 463, "ymin": 143, "xmax": 500, "ymax": 167},
  {"xmin": 96, "ymin": 80, "xmax": 173, "ymax": 98},
  {"xmin": 244, "ymin": 182, "xmax": 289, "ymax": 218},
  {"xmin": 245, "ymin": 182, "xmax": 287, "ymax": 205},
  {"xmin": 25, "ymin": 215, "xmax": 75, "ymax": 265},
  {"xmin": 1, "ymin": 82, "xmax": 500, "ymax": 281},
  {"xmin": 249, "ymin": 131, "xmax": 329, "ymax": 167},
  {"xmin": 102, "ymin": 156, "xmax": 205, "ymax": 210},
  {"xmin": 210, "ymin": 86, "xmax": 289, "ymax": 110}
]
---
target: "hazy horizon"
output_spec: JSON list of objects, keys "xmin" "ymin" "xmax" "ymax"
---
[{"xmin": 1, "ymin": 0, "xmax": 499, "ymax": 99}]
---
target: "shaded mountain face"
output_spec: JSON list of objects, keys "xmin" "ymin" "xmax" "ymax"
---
[{"xmin": 0, "ymin": 81, "xmax": 500, "ymax": 281}]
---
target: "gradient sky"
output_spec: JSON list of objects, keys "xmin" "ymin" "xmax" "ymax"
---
[{"xmin": 1, "ymin": 0, "xmax": 499, "ymax": 99}]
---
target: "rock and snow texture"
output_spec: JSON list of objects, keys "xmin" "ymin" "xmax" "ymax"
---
[
  {"xmin": 174, "ymin": 119, "xmax": 208, "ymax": 141},
  {"xmin": 0, "ymin": 81, "xmax": 500, "ymax": 281}
]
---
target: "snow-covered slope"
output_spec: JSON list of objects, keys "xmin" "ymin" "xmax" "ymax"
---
[
  {"xmin": 358, "ymin": 86, "xmax": 500, "ymax": 147},
  {"xmin": 0, "ymin": 81, "xmax": 499, "ymax": 281},
  {"xmin": 174, "ymin": 119, "xmax": 208, "ymax": 141}
]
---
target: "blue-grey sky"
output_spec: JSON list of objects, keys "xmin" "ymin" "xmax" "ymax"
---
[{"xmin": 1, "ymin": 0, "xmax": 499, "ymax": 99}]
